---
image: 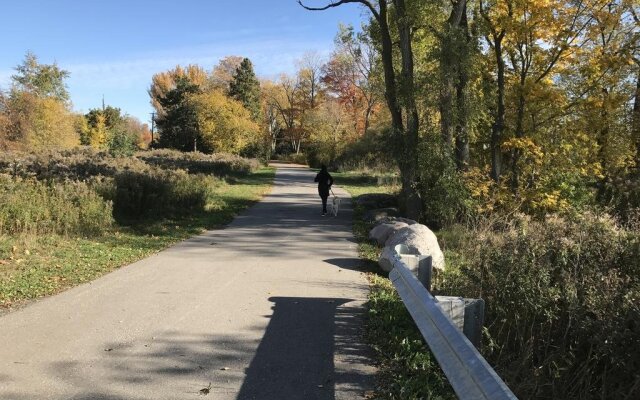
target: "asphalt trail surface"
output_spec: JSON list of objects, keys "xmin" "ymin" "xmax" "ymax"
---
[{"xmin": 0, "ymin": 164, "xmax": 376, "ymax": 400}]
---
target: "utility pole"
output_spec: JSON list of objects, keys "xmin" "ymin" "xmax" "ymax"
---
[{"xmin": 150, "ymin": 112, "xmax": 156, "ymax": 146}]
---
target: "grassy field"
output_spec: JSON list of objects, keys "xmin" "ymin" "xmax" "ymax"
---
[
  {"xmin": 0, "ymin": 167, "xmax": 275, "ymax": 309},
  {"xmin": 333, "ymin": 171, "xmax": 455, "ymax": 399}
]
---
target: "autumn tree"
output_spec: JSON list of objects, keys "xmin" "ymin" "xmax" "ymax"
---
[
  {"xmin": 150, "ymin": 60, "xmax": 260, "ymax": 155},
  {"xmin": 266, "ymin": 73, "xmax": 305, "ymax": 154},
  {"xmin": 261, "ymin": 80, "xmax": 284, "ymax": 159},
  {"xmin": 297, "ymin": 52, "xmax": 324, "ymax": 111},
  {"xmin": 210, "ymin": 56, "xmax": 244, "ymax": 91},
  {"xmin": 1, "ymin": 92, "xmax": 77, "ymax": 150},
  {"xmin": 81, "ymin": 106, "xmax": 148, "ymax": 154},
  {"xmin": 1, "ymin": 53, "xmax": 78, "ymax": 150},
  {"xmin": 300, "ymin": 0, "xmax": 423, "ymax": 219},
  {"xmin": 84, "ymin": 112, "xmax": 108, "ymax": 148},
  {"xmin": 305, "ymin": 98, "xmax": 350, "ymax": 166},
  {"xmin": 190, "ymin": 90, "xmax": 259, "ymax": 154},
  {"xmin": 323, "ymin": 24, "xmax": 381, "ymax": 136},
  {"xmin": 149, "ymin": 65, "xmax": 208, "ymax": 119},
  {"xmin": 12, "ymin": 51, "xmax": 70, "ymax": 102},
  {"xmin": 123, "ymin": 116, "xmax": 152, "ymax": 149}
]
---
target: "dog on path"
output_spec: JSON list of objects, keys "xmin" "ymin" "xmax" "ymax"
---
[{"xmin": 330, "ymin": 189, "xmax": 341, "ymax": 217}]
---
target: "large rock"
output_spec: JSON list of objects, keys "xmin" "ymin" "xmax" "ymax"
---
[
  {"xmin": 373, "ymin": 216, "xmax": 418, "ymax": 227},
  {"xmin": 369, "ymin": 222, "xmax": 408, "ymax": 246},
  {"xmin": 385, "ymin": 224, "xmax": 446, "ymax": 271},
  {"xmin": 363, "ymin": 207, "xmax": 400, "ymax": 223}
]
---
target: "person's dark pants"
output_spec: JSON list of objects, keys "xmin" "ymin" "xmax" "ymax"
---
[
  {"xmin": 319, "ymin": 188, "xmax": 329, "ymax": 213},
  {"xmin": 321, "ymin": 195, "xmax": 328, "ymax": 213}
]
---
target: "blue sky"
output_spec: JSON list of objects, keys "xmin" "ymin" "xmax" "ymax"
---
[{"xmin": 0, "ymin": 0, "xmax": 367, "ymax": 125}]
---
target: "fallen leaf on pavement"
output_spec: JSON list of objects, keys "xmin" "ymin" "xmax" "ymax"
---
[{"xmin": 199, "ymin": 383, "xmax": 211, "ymax": 395}]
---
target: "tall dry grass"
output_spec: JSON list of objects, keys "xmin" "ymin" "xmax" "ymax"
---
[
  {"xmin": 0, "ymin": 148, "xmax": 260, "ymax": 233},
  {"xmin": 0, "ymin": 175, "xmax": 113, "ymax": 236},
  {"xmin": 438, "ymin": 213, "xmax": 640, "ymax": 399}
]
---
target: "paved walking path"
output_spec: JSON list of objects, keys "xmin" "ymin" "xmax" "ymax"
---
[{"xmin": 0, "ymin": 164, "xmax": 376, "ymax": 400}]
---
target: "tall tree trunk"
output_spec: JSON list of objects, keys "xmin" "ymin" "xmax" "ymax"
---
[
  {"xmin": 393, "ymin": 0, "xmax": 422, "ymax": 221},
  {"xmin": 455, "ymin": 71, "xmax": 469, "ymax": 170},
  {"xmin": 363, "ymin": 99, "xmax": 374, "ymax": 136},
  {"xmin": 454, "ymin": 2, "xmax": 470, "ymax": 171},
  {"xmin": 377, "ymin": 2, "xmax": 403, "ymax": 132},
  {"xmin": 491, "ymin": 37, "xmax": 505, "ymax": 182},
  {"xmin": 440, "ymin": 0, "xmax": 467, "ymax": 152},
  {"xmin": 598, "ymin": 88, "xmax": 610, "ymax": 179},
  {"xmin": 510, "ymin": 84, "xmax": 526, "ymax": 192},
  {"xmin": 440, "ymin": 73, "xmax": 455, "ymax": 148},
  {"xmin": 633, "ymin": 68, "xmax": 640, "ymax": 170}
]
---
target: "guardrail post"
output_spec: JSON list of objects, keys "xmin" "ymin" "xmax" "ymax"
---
[
  {"xmin": 389, "ymin": 260, "xmax": 518, "ymax": 399},
  {"xmin": 393, "ymin": 249, "xmax": 484, "ymax": 348},
  {"xmin": 435, "ymin": 296, "xmax": 465, "ymax": 330},
  {"xmin": 417, "ymin": 255, "xmax": 432, "ymax": 291},
  {"xmin": 463, "ymin": 298, "xmax": 485, "ymax": 348}
]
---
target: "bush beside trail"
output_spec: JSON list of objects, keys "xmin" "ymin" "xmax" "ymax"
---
[
  {"xmin": 0, "ymin": 176, "xmax": 113, "ymax": 237},
  {"xmin": 437, "ymin": 213, "xmax": 640, "ymax": 399},
  {"xmin": 137, "ymin": 149, "xmax": 258, "ymax": 177},
  {"xmin": 338, "ymin": 170, "xmax": 639, "ymax": 400},
  {"xmin": 0, "ymin": 147, "xmax": 259, "ymax": 182},
  {"xmin": 110, "ymin": 169, "xmax": 216, "ymax": 220},
  {"xmin": 0, "ymin": 148, "xmax": 261, "ymax": 226}
]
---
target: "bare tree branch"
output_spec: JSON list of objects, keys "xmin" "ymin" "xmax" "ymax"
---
[{"xmin": 298, "ymin": 0, "xmax": 380, "ymax": 21}]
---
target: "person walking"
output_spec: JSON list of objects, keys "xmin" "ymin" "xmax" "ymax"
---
[{"xmin": 314, "ymin": 165, "xmax": 334, "ymax": 216}]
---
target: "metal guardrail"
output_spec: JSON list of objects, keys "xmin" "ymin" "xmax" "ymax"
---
[{"xmin": 389, "ymin": 255, "xmax": 518, "ymax": 400}]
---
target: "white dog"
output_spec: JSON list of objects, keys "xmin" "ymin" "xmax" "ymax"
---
[{"xmin": 330, "ymin": 190, "xmax": 341, "ymax": 216}]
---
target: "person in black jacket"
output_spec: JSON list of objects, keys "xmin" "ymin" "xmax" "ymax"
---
[{"xmin": 314, "ymin": 164, "xmax": 334, "ymax": 216}]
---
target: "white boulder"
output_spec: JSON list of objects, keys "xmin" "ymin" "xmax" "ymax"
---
[
  {"xmin": 369, "ymin": 222, "xmax": 409, "ymax": 246},
  {"xmin": 373, "ymin": 217, "xmax": 418, "ymax": 227},
  {"xmin": 385, "ymin": 224, "xmax": 446, "ymax": 271}
]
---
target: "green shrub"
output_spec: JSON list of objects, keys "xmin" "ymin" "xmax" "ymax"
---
[
  {"xmin": 137, "ymin": 149, "xmax": 258, "ymax": 177},
  {"xmin": 0, "ymin": 147, "xmax": 144, "ymax": 181},
  {"xmin": 277, "ymin": 152, "xmax": 308, "ymax": 165},
  {"xmin": 418, "ymin": 139, "xmax": 475, "ymax": 228},
  {"xmin": 112, "ymin": 168, "xmax": 216, "ymax": 220},
  {"xmin": 0, "ymin": 175, "xmax": 113, "ymax": 236},
  {"xmin": 0, "ymin": 148, "xmax": 258, "ymax": 182},
  {"xmin": 108, "ymin": 130, "xmax": 138, "ymax": 157},
  {"xmin": 438, "ymin": 213, "xmax": 640, "ymax": 399},
  {"xmin": 333, "ymin": 127, "xmax": 396, "ymax": 172}
]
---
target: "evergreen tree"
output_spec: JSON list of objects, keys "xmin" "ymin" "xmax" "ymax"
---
[
  {"xmin": 156, "ymin": 77, "xmax": 201, "ymax": 151},
  {"xmin": 228, "ymin": 58, "xmax": 261, "ymax": 121}
]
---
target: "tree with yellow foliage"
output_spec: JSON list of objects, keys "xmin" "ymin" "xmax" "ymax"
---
[
  {"xmin": 0, "ymin": 52, "xmax": 78, "ymax": 150},
  {"xmin": 189, "ymin": 90, "xmax": 258, "ymax": 154}
]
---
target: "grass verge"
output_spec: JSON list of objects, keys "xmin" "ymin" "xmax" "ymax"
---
[
  {"xmin": 0, "ymin": 167, "xmax": 275, "ymax": 309},
  {"xmin": 334, "ymin": 171, "xmax": 455, "ymax": 399}
]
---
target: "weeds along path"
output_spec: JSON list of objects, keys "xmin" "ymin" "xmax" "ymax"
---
[{"xmin": 0, "ymin": 163, "xmax": 375, "ymax": 400}]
